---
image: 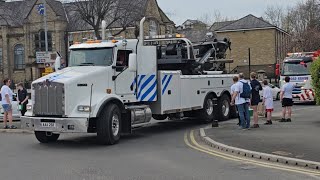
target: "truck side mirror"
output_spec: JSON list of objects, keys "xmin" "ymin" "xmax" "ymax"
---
[{"xmin": 128, "ymin": 53, "xmax": 137, "ymax": 72}]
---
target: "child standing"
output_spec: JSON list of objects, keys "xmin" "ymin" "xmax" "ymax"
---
[{"xmin": 262, "ymin": 80, "xmax": 273, "ymax": 125}]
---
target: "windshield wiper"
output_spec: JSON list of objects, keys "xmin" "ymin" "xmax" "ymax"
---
[{"xmin": 78, "ymin": 63, "xmax": 95, "ymax": 66}]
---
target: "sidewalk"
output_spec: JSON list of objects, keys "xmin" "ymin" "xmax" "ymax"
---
[{"xmin": 203, "ymin": 106, "xmax": 320, "ymax": 162}]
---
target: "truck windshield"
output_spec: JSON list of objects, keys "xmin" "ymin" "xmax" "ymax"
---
[
  {"xmin": 69, "ymin": 48, "xmax": 113, "ymax": 66},
  {"xmin": 282, "ymin": 61, "xmax": 312, "ymax": 76}
]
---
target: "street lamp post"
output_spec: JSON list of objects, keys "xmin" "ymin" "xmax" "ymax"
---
[{"xmin": 42, "ymin": 0, "xmax": 48, "ymax": 52}]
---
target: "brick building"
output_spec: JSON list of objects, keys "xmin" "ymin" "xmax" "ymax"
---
[
  {"xmin": 210, "ymin": 14, "xmax": 290, "ymax": 78},
  {"xmin": 0, "ymin": 0, "xmax": 67, "ymax": 85}
]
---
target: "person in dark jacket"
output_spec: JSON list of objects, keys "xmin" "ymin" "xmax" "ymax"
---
[
  {"xmin": 16, "ymin": 83, "xmax": 29, "ymax": 116},
  {"xmin": 250, "ymin": 72, "xmax": 262, "ymax": 128}
]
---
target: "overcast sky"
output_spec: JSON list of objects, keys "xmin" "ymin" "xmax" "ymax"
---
[{"xmin": 157, "ymin": 0, "xmax": 305, "ymax": 25}]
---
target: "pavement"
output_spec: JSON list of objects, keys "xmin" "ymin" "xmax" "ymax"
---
[{"xmin": 203, "ymin": 104, "xmax": 320, "ymax": 163}]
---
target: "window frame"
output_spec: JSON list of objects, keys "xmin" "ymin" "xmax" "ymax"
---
[
  {"xmin": 34, "ymin": 30, "xmax": 53, "ymax": 52},
  {"xmin": 14, "ymin": 44, "xmax": 25, "ymax": 70}
]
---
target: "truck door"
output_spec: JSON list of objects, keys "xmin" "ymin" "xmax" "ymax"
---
[{"xmin": 114, "ymin": 50, "xmax": 136, "ymax": 97}]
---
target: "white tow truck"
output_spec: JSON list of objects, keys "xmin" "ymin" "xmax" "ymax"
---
[{"xmin": 21, "ymin": 18, "xmax": 236, "ymax": 145}]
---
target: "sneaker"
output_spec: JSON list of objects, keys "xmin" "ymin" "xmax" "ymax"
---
[
  {"xmin": 286, "ymin": 118, "xmax": 292, "ymax": 122},
  {"xmin": 3, "ymin": 125, "xmax": 9, "ymax": 129},
  {"xmin": 251, "ymin": 124, "xmax": 260, "ymax": 128},
  {"xmin": 10, "ymin": 125, "xmax": 17, "ymax": 129},
  {"xmin": 264, "ymin": 121, "xmax": 272, "ymax": 125},
  {"xmin": 280, "ymin": 118, "xmax": 286, "ymax": 122}
]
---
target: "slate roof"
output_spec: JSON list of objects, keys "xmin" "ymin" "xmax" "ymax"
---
[
  {"xmin": 214, "ymin": 14, "xmax": 276, "ymax": 32},
  {"xmin": 209, "ymin": 20, "xmax": 236, "ymax": 31},
  {"xmin": 0, "ymin": 0, "xmax": 66, "ymax": 27},
  {"xmin": 183, "ymin": 19, "xmax": 206, "ymax": 25}
]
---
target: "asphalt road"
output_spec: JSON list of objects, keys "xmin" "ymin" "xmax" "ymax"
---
[{"xmin": 0, "ymin": 102, "xmax": 318, "ymax": 180}]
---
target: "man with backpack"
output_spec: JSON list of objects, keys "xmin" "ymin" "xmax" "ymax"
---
[{"xmin": 231, "ymin": 73, "xmax": 252, "ymax": 130}]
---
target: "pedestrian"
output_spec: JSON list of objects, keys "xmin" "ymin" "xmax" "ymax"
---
[
  {"xmin": 1, "ymin": 78, "xmax": 16, "ymax": 129},
  {"xmin": 231, "ymin": 73, "xmax": 251, "ymax": 130},
  {"xmin": 16, "ymin": 82, "xmax": 29, "ymax": 116},
  {"xmin": 250, "ymin": 72, "xmax": 262, "ymax": 128},
  {"xmin": 230, "ymin": 75, "xmax": 241, "ymax": 126},
  {"xmin": 262, "ymin": 80, "xmax": 273, "ymax": 125},
  {"xmin": 280, "ymin": 76, "xmax": 294, "ymax": 122}
]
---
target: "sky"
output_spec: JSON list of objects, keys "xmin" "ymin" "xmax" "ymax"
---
[{"xmin": 157, "ymin": 0, "xmax": 305, "ymax": 25}]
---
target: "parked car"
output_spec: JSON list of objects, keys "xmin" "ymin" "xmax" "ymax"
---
[{"xmin": 259, "ymin": 83, "xmax": 281, "ymax": 100}]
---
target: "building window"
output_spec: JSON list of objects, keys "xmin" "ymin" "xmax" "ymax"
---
[
  {"xmin": 149, "ymin": 20, "xmax": 158, "ymax": 37},
  {"xmin": 0, "ymin": 48, "xmax": 2, "ymax": 70},
  {"xmin": 35, "ymin": 30, "xmax": 52, "ymax": 51},
  {"xmin": 14, "ymin": 44, "xmax": 25, "ymax": 70}
]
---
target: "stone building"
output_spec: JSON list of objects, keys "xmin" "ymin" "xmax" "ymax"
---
[
  {"xmin": 0, "ymin": 0, "xmax": 67, "ymax": 84},
  {"xmin": 66, "ymin": 0, "xmax": 175, "ymax": 46},
  {"xmin": 210, "ymin": 14, "xmax": 290, "ymax": 78}
]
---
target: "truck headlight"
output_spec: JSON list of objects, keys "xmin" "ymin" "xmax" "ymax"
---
[
  {"xmin": 27, "ymin": 105, "xmax": 33, "ymax": 110},
  {"xmin": 78, "ymin": 105, "xmax": 91, "ymax": 112}
]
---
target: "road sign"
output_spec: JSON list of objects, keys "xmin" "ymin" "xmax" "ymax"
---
[
  {"xmin": 37, "ymin": 4, "xmax": 45, "ymax": 15},
  {"xmin": 36, "ymin": 52, "xmax": 56, "ymax": 63}
]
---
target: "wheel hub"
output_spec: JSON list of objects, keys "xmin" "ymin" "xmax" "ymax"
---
[
  {"xmin": 206, "ymin": 99, "xmax": 214, "ymax": 115},
  {"xmin": 112, "ymin": 114, "xmax": 120, "ymax": 136},
  {"xmin": 222, "ymin": 100, "xmax": 230, "ymax": 117}
]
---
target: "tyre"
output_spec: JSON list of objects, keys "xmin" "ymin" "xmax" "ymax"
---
[
  {"xmin": 35, "ymin": 131, "xmax": 60, "ymax": 143},
  {"xmin": 276, "ymin": 92, "xmax": 280, "ymax": 100},
  {"xmin": 152, "ymin": 114, "xmax": 167, "ymax": 120},
  {"xmin": 198, "ymin": 94, "xmax": 215, "ymax": 123},
  {"xmin": 217, "ymin": 94, "xmax": 231, "ymax": 121},
  {"xmin": 97, "ymin": 104, "xmax": 121, "ymax": 145}
]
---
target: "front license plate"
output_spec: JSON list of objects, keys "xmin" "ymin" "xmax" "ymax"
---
[{"xmin": 41, "ymin": 122, "xmax": 56, "ymax": 127}]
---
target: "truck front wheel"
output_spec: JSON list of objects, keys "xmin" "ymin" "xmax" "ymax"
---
[
  {"xmin": 97, "ymin": 104, "xmax": 121, "ymax": 145},
  {"xmin": 34, "ymin": 131, "xmax": 60, "ymax": 143}
]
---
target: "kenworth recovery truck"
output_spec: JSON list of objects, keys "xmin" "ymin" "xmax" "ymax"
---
[
  {"xmin": 280, "ymin": 52, "xmax": 319, "ymax": 103},
  {"xmin": 21, "ymin": 18, "xmax": 236, "ymax": 145}
]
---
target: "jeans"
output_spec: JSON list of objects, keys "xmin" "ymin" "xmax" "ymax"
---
[{"xmin": 237, "ymin": 103, "xmax": 250, "ymax": 129}]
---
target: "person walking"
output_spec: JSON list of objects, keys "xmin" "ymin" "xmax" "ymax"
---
[
  {"xmin": 262, "ymin": 80, "xmax": 273, "ymax": 125},
  {"xmin": 250, "ymin": 72, "xmax": 262, "ymax": 128},
  {"xmin": 1, "ymin": 78, "xmax": 16, "ymax": 129},
  {"xmin": 280, "ymin": 76, "xmax": 294, "ymax": 122},
  {"xmin": 231, "ymin": 73, "xmax": 251, "ymax": 130},
  {"xmin": 17, "ymin": 83, "xmax": 29, "ymax": 116}
]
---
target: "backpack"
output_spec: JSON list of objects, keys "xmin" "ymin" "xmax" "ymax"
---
[{"xmin": 240, "ymin": 81, "xmax": 251, "ymax": 99}]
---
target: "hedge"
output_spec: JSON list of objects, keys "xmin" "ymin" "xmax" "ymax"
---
[{"xmin": 311, "ymin": 57, "xmax": 320, "ymax": 105}]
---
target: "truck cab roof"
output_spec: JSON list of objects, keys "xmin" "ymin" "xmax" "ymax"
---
[
  {"xmin": 284, "ymin": 56, "xmax": 313, "ymax": 63},
  {"xmin": 69, "ymin": 39, "xmax": 138, "ymax": 50}
]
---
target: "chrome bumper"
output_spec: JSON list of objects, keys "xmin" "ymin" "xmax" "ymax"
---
[{"xmin": 21, "ymin": 116, "xmax": 88, "ymax": 133}]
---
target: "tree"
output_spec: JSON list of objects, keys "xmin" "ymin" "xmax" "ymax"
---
[
  {"xmin": 263, "ymin": 5, "xmax": 285, "ymax": 28},
  {"xmin": 67, "ymin": 0, "xmax": 145, "ymax": 39}
]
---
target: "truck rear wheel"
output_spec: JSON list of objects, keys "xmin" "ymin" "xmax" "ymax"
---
[
  {"xmin": 97, "ymin": 104, "xmax": 121, "ymax": 145},
  {"xmin": 217, "ymin": 94, "xmax": 231, "ymax": 121},
  {"xmin": 34, "ymin": 131, "xmax": 60, "ymax": 143},
  {"xmin": 199, "ymin": 94, "xmax": 215, "ymax": 123}
]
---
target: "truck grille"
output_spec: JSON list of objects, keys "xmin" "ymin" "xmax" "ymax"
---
[{"xmin": 33, "ymin": 82, "xmax": 64, "ymax": 116}]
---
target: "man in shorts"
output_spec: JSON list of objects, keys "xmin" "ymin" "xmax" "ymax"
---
[
  {"xmin": 280, "ymin": 76, "xmax": 294, "ymax": 122},
  {"xmin": 250, "ymin": 72, "xmax": 262, "ymax": 128},
  {"xmin": 1, "ymin": 78, "xmax": 17, "ymax": 129}
]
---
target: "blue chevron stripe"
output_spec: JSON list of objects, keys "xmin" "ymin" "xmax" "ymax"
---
[
  {"xmin": 140, "ymin": 80, "xmax": 157, "ymax": 101},
  {"xmin": 137, "ymin": 75, "xmax": 146, "ymax": 89},
  {"xmin": 137, "ymin": 75, "xmax": 155, "ymax": 99},
  {"xmin": 162, "ymin": 75, "xmax": 173, "ymax": 95},
  {"xmin": 162, "ymin": 75, "xmax": 168, "ymax": 85},
  {"xmin": 148, "ymin": 90, "xmax": 157, "ymax": 101}
]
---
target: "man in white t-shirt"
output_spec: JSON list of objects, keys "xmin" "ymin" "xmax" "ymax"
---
[
  {"xmin": 230, "ymin": 75, "xmax": 240, "ymax": 126},
  {"xmin": 280, "ymin": 76, "xmax": 294, "ymax": 122},
  {"xmin": 231, "ymin": 73, "xmax": 251, "ymax": 130},
  {"xmin": 1, "ymin": 78, "xmax": 16, "ymax": 129}
]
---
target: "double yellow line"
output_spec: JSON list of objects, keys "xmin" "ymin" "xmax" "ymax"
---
[{"xmin": 185, "ymin": 130, "xmax": 320, "ymax": 177}]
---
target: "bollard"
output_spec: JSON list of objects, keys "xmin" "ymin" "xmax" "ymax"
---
[{"xmin": 212, "ymin": 98, "xmax": 219, "ymax": 127}]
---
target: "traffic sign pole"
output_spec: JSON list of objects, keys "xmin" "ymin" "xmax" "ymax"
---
[{"xmin": 42, "ymin": 0, "xmax": 48, "ymax": 53}]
